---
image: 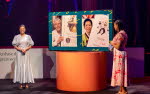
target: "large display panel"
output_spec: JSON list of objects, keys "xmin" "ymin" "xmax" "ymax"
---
[{"xmin": 49, "ymin": 10, "xmax": 113, "ymax": 51}]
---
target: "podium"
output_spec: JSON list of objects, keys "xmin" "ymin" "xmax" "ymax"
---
[{"xmin": 56, "ymin": 52, "xmax": 107, "ymax": 92}]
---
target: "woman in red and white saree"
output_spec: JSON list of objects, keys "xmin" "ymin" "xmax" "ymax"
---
[{"xmin": 110, "ymin": 20, "xmax": 128, "ymax": 94}]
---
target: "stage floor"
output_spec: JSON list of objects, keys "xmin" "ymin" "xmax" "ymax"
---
[{"xmin": 0, "ymin": 79, "xmax": 150, "ymax": 94}]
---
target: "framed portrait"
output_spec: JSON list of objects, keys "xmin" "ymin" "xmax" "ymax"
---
[{"xmin": 49, "ymin": 10, "xmax": 113, "ymax": 51}]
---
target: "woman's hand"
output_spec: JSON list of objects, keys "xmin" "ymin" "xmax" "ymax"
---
[
  {"xmin": 23, "ymin": 46, "xmax": 32, "ymax": 53},
  {"xmin": 109, "ymin": 41, "xmax": 120, "ymax": 50},
  {"xmin": 22, "ymin": 49, "xmax": 27, "ymax": 53}
]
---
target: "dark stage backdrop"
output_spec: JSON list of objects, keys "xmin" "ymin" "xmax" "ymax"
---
[
  {"xmin": 0, "ymin": 0, "xmax": 149, "ymax": 75},
  {"xmin": 1, "ymin": 0, "xmax": 146, "ymax": 47},
  {"xmin": 50, "ymin": 0, "xmax": 149, "ymax": 75},
  {"xmin": 0, "ymin": 0, "xmax": 48, "ymax": 46},
  {"xmin": 50, "ymin": 0, "xmax": 147, "ymax": 47}
]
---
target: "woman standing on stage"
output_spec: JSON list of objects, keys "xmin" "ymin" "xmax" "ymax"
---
[
  {"xmin": 110, "ymin": 20, "xmax": 128, "ymax": 94},
  {"xmin": 12, "ymin": 24, "xmax": 34, "ymax": 89}
]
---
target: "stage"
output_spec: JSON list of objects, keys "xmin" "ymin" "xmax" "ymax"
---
[
  {"xmin": 0, "ymin": 0, "xmax": 149, "ymax": 94},
  {"xmin": 0, "ymin": 79, "xmax": 150, "ymax": 94}
]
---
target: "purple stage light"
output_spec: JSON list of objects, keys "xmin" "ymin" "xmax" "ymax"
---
[
  {"xmin": 7, "ymin": 0, "xmax": 15, "ymax": 16},
  {"xmin": 6, "ymin": 0, "xmax": 10, "ymax": 2},
  {"xmin": 73, "ymin": 0, "xmax": 78, "ymax": 11}
]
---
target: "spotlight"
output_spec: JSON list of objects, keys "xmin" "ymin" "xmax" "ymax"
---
[{"xmin": 6, "ymin": 0, "xmax": 10, "ymax": 3}]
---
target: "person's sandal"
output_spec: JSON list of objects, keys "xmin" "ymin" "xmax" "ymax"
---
[
  {"xmin": 124, "ymin": 92, "xmax": 128, "ymax": 94},
  {"xmin": 116, "ymin": 91, "xmax": 122, "ymax": 94},
  {"xmin": 25, "ymin": 84, "xmax": 29, "ymax": 89},
  {"xmin": 19, "ymin": 85, "xmax": 23, "ymax": 90}
]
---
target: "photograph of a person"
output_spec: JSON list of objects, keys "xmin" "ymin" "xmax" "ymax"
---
[
  {"xmin": 52, "ymin": 16, "xmax": 63, "ymax": 47},
  {"xmin": 82, "ymin": 14, "xmax": 109, "ymax": 47},
  {"xmin": 82, "ymin": 18, "xmax": 93, "ymax": 47},
  {"xmin": 52, "ymin": 15, "xmax": 77, "ymax": 47},
  {"xmin": 12, "ymin": 24, "xmax": 34, "ymax": 89}
]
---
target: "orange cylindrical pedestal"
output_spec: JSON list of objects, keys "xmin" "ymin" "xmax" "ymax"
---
[{"xmin": 56, "ymin": 52, "xmax": 107, "ymax": 92}]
